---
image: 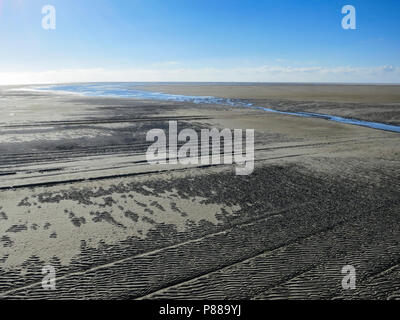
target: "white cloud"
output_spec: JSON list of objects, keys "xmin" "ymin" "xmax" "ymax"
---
[
  {"xmin": 151, "ymin": 61, "xmax": 180, "ymax": 67},
  {"xmin": 1, "ymin": 65, "xmax": 400, "ymax": 85}
]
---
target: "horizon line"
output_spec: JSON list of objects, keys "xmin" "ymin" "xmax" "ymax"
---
[{"xmin": 2, "ymin": 81, "xmax": 400, "ymax": 87}]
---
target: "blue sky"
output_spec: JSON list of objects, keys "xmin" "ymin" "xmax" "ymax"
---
[{"xmin": 0, "ymin": 0, "xmax": 399, "ymax": 83}]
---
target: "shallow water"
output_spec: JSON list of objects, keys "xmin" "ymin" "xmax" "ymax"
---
[{"xmin": 34, "ymin": 83, "xmax": 400, "ymax": 133}]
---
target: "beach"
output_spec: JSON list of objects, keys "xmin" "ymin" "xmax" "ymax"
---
[{"xmin": 0, "ymin": 83, "xmax": 399, "ymax": 299}]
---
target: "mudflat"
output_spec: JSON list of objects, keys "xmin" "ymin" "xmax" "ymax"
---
[
  {"xmin": 139, "ymin": 83, "xmax": 400, "ymax": 103},
  {"xmin": 140, "ymin": 83, "xmax": 400, "ymax": 125},
  {"xmin": 0, "ymin": 84, "xmax": 399, "ymax": 300}
]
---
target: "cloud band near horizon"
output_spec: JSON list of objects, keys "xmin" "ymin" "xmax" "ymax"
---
[{"xmin": 1, "ymin": 65, "xmax": 400, "ymax": 85}]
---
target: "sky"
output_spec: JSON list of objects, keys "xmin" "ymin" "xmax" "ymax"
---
[{"xmin": 0, "ymin": 0, "xmax": 399, "ymax": 84}]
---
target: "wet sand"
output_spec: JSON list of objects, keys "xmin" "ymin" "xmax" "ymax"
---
[
  {"xmin": 140, "ymin": 83, "xmax": 400, "ymax": 125},
  {"xmin": 0, "ymin": 85, "xmax": 399, "ymax": 300},
  {"xmin": 139, "ymin": 83, "xmax": 400, "ymax": 103}
]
